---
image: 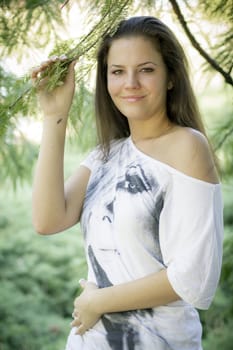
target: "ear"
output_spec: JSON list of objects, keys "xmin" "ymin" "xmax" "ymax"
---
[{"xmin": 167, "ymin": 81, "xmax": 173, "ymax": 90}]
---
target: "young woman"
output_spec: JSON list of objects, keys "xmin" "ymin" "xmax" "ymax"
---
[{"xmin": 32, "ymin": 16, "xmax": 224, "ymax": 350}]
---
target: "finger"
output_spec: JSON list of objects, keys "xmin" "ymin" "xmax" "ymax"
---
[
  {"xmin": 31, "ymin": 55, "xmax": 71, "ymax": 84},
  {"xmin": 31, "ymin": 67, "xmax": 40, "ymax": 79},
  {"xmin": 70, "ymin": 315, "xmax": 81, "ymax": 327},
  {"xmin": 48, "ymin": 54, "xmax": 67, "ymax": 62},
  {"xmin": 75, "ymin": 324, "xmax": 86, "ymax": 336},
  {"xmin": 74, "ymin": 297, "xmax": 80, "ymax": 308},
  {"xmin": 48, "ymin": 55, "xmax": 59, "ymax": 62},
  {"xmin": 63, "ymin": 60, "xmax": 77, "ymax": 86},
  {"xmin": 33, "ymin": 76, "xmax": 49, "ymax": 90},
  {"xmin": 72, "ymin": 309, "xmax": 79, "ymax": 318},
  {"xmin": 79, "ymin": 278, "xmax": 86, "ymax": 288},
  {"xmin": 31, "ymin": 57, "xmax": 58, "ymax": 79},
  {"xmin": 31, "ymin": 64, "xmax": 50, "ymax": 82},
  {"xmin": 59, "ymin": 54, "xmax": 68, "ymax": 61}
]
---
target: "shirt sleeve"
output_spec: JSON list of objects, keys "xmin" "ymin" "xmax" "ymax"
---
[
  {"xmin": 80, "ymin": 146, "xmax": 103, "ymax": 172},
  {"xmin": 159, "ymin": 174, "xmax": 224, "ymax": 310}
]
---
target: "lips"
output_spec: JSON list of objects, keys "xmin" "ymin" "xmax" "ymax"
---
[{"xmin": 121, "ymin": 95, "xmax": 145, "ymax": 102}]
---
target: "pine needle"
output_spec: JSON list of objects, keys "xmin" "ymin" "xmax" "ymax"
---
[{"xmin": 0, "ymin": 0, "xmax": 132, "ymax": 139}]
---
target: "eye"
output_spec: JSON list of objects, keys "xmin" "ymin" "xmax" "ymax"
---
[
  {"xmin": 116, "ymin": 165, "xmax": 152, "ymax": 194},
  {"xmin": 128, "ymin": 181, "xmax": 136, "ymax": 190},
  {"xmin": 140, "ymin": 67, "xmax": 154, "ymax": 73},
  {"xmin": 111, "ymin": 69, "xmax": 123, "ymax": 75}
]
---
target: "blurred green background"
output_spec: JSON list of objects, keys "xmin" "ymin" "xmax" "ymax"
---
[{"xmin": 0, "ymin": 1, "xmax": 232, "ymax": 349}]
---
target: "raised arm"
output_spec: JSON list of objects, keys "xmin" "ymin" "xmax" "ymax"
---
[{"xmin": 32, "ymin": 58, "xmax": 90, "ymax": 235}]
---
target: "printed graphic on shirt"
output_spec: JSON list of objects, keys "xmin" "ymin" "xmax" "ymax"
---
[
  {"xmin": 88, "ymin": 244, "xmax": 161, "ymax": 350},
  {"xmin": 80, "ymin": 152, "xmax": 167, "ymax": 349},
  {"xmin": 66, "ymin": 139, "xmax": 209, "ymax": 350}
]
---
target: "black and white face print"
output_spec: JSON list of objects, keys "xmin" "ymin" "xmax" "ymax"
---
[
  {"xmin": 82, "ymin": 158, "xmax": 165, "ymax": 278},
  {"xmin": 77, "ymin": 142, "xmax": 170, "ymax": 349}
]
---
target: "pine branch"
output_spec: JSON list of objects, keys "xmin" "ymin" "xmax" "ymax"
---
[
  {"xmin": 168, "ymin": 0, "xmax": 233, "ymax": 87},
  {"xmin": 214, "ymin": 124, "xmax": 233, "ymax": 151},
  {"xmin": 0, "ymin": 0, "xmax": 131, "ymax": 139},
  {"xmin": 60, "ymin": 0, "xmax": 70, "ymax": 10}
]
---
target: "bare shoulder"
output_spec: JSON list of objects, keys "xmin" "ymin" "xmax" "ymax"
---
[{"xmin": 168, "ymin": 127, "xmax": 219, "ymax": 184}]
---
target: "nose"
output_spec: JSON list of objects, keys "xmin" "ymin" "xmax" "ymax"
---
[{"xmin": 125, "ymin": 72, "xmax": 140, "ymax": 89}]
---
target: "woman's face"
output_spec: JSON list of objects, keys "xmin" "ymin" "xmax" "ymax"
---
[{"xmin": 107, "ymin": 36, "xmax": 171, "ymax": 124}]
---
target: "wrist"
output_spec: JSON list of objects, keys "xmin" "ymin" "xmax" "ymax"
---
[
  {"xmin": 42, "ymin": 115, "xmax": 69, "ymax": 130},
  {"xmin": 91, "ymin": 288, "xmax": 105, "ymax": 316},
  {"xmin": 43, "ymin": 114, "xmax": 68, "ymax": 121}
]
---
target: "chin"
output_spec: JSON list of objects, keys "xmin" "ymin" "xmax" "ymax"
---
[
  {"xmin": 118, "ymin": 109, "xmax": 145, "ymax": 120},
  {"xmin": 123, "ymin": 113, "xmax": 152, "ymax": 122}
]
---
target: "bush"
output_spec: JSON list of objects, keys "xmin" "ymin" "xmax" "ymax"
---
[
  {"xmin": 202, "ymin": 319, "xmax": 233, "ymax": 350},
  {"xmin": 0, "ymin": 185, "xmax": 87, "ymax": 350},
  {"xmin": 200, "ymin": 191, "xmax": 233, "ymax": 350}
]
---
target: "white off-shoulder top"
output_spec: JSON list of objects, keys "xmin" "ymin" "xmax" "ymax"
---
[{"xmin": 66, "ymin": 137, "xmax": 224, "ymax": 350}]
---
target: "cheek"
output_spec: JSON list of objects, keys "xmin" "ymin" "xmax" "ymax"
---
[
  {"xmin": 107, "ymin": 76, "xmax": 121, "ymax": 97},
  {"xmin": 148, "ymin": 78, "xmax": 167, "ymax": 98}
]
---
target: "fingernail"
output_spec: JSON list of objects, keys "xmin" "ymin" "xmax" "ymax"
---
[
  {"xmin": 71, "ymin": 60, "xmax": 77, "ymax": 68},
  {"xmin": 49, "ymin": 55, "xmax": 58, "ymax": 61}
]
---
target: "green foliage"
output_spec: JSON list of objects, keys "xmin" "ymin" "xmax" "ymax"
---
[
  {"xmin": 199, "ymin": 0, "xmax": 233, "ymax": 72},
  {"xmin": 0, "ymin": 182, "xmax": 87, "ymax": 350},
  {"xmin": 197, "ymin": 83, "xmax": 233, "ymax": 179},
  {"xmin": 0, "ymin": 66, "xmax": 31, "ymax": 135},
  {"xmin": 222, "ymin": 183, "xmax": 233, "ymax": 227},
  {"xmin": 0, "ymin": 0, "xmax": 64, "ymax": 55},
  {"xmin": 203, "ymin": 319, "xmax": 233, "ymax": 350},
  {"xmin": 213, "ymin": 118, "xmax": 233, "ymax": 179},
  {"xmin": 32, "ymin": 0, "xmax": 132, "ymax": 92},
  {"xmin": 1, "ymin": 0, "xmax": 232, "ymax": 186},
  {"xmin": 68, "ymin": 82, "xmax": 97, "ymax": 151},
  {"xmin": 0, "ymin": 62, "xmax": 96, "ymax": 186},
  {"xmin": 0, "ymin": 0, "xmax": 133, "ymax": 187},
  {"xmin": 0, "ymin": 279, "xmax": 67, "ymax": 350},
  {"xmin": 200, "ymin": 184, "xmax": 233, "ymax": 349},
  {"xmin": 0, "ymin": 135, "xmax": 38, "ymax": 189},
  {"xmin": 0, "ymin": 65, "xmax": 38, "ymax": 187},
  {"xmin": 0, "ymin": 0, "xmax": 132, "ymax": 180},
  {"xmin": 201, "ymin": 230, "xmax": 233, "ymax": 349}
]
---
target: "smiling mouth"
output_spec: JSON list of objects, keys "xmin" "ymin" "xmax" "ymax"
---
[{"xmin": 121, "ymin": 96, "xmax": 145, "ymax": 102}]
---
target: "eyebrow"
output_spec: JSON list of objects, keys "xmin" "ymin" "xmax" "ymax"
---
[{"xmin": 109, "ymin": 61, "xmax": 157, "ymax": 68}]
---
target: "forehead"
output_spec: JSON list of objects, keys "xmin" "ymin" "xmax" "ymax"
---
[{"xmin": 107, "ymin": 36, "xmax": 163, "ymax": 65}]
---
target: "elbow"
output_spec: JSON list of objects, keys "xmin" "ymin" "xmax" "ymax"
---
[
  {"xmin": 33, "ymin": 224, "xmax": 54, "ymax": 235},
  {"xmin": 35, "ymin": 228, "xmax": 53, "ymax": 236},
  {"xmin": 32, "ymin": 218, "xmax": 58, "ymax": 235},
  {"xmin": 32, "ymin": 208, "xmax": 65, "ymax": 234}
]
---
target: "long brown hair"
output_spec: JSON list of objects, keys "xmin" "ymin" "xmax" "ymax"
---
[{"xmin": 95, "ymin": 16, "xmax": 206, "ymax": 156}]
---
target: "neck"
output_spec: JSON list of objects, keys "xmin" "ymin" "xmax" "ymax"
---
[{"xmin": 129, "ymin": 115, "xmax": 174, "ymax": 143}]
